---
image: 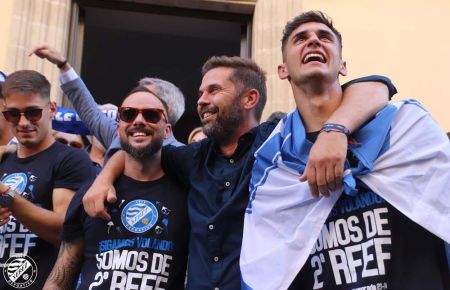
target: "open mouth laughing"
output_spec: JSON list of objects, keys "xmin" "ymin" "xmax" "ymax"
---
[{"xmin": 302, "ymin": 52, "xmax": 326, "ymax": 64}]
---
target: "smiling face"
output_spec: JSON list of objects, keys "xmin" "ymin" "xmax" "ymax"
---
[
  {"xmin": 197, "ymin": 67, "xmax": 244, "ymax": 144},
  {"xmin": 3, "ymin": 92, "xmax": 56, "ymax": 150},
  {"xmin": 118, "ymin": 91, "xmax": 170, "ymax": 160},
  {"xmin": 279, "ymin": 21, "xmax": 347, "ymax": 85}
]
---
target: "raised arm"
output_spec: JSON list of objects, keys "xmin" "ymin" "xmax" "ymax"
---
[
  {"xmin": 82, "ymin": 151, "xmax": 126, "ymax": 219},
  {"xmin": 30, "ymin": 44, "xmax": 118, "ymax": 149},
  {"xmin": 43, "ymin": 238, "xmax": 84, "ymax": 290},
  {"xmin": 302, "ymin": 77, "xmax": 394, "ymax": 197}
]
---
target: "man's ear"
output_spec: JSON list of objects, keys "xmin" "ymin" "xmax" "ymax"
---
[
  {"xmin": 242, "ymin": 89, "xmax": 260, "ymax": 111},
  {"xmin": 163, "ymin": 123, "xmax": 172, "ymax": 139},
  {"xmin": 339, "ymin": 60, "xmax": 347, "ymax": 77},
  {"xmin": 49, "ymin": 101, "xmax": 57, "ymax": 118},
  {"xmin": 278, "ymin": 63, "xmax": 289, "ymax": 80}
]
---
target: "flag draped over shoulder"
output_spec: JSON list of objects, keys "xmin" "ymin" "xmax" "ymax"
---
[{"xmin": 240, "ymin": 100, "xmax": 450, "ymax": 290}]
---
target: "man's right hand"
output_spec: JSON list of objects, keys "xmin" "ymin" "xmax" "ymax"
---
[
  {"xmin": 0, "ymin": 207, "xmax": 11, "ymax": 226},
  {"xmin": 82, "ymin": 151, "xmax": 126, "ymax": 220},
  {"xmin": 82, "ymin": 180, "xmax": 117, "ymax": 220},
  {"xmin": 29, "ymin": 44, "xmax": 70, "ymax": 71}
]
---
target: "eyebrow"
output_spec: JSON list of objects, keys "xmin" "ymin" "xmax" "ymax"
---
[{"xmin": 292, "ymin": 29, "xmax": 335, "ymax": 41}]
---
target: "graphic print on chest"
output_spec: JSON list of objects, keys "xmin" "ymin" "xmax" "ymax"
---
[{"xmin": 1, "ymin": 172, "xmax": 37, "ymax": 202}]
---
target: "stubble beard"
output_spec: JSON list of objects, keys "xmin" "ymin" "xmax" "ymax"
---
[
  {"xmin": 203, "ymin": 98, "xmax": 243, "ymax": 145},
  {"xmin": 120, "ymin": 136, "xmax": 163, "ymax": 160}
]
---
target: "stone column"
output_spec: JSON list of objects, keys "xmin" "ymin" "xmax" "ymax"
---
[
  {"xmin": 252, "ymin": 0, "xmax": 302, "ymax": 120},
  {"xmin": 6, "ymin": 0, "xmax": 71, "ymax": 103}
]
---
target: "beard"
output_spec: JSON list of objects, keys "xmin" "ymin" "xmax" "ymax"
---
[
  {"xmin": 120, "ymin": 133, "xmax": 163, "ymax": 160},
  {"xmin": 202, "ymin": 97, "xmax": 243, "ymax": 144}
]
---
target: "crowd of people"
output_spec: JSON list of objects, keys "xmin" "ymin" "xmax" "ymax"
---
[{"xmin": 0, "ymin": 10, "xmax": 449, "ymax": 290}]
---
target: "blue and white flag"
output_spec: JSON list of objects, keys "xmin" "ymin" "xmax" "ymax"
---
[
  {"xmin": 240, "ymin": 100, "xmax": 450, "ymax": 290},
  {"xmin": 52, "ymin": 106, "xmax": 117, "ymax": 135}
]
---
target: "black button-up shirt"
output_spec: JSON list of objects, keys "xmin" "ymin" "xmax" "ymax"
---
[{"xmin": 162, "ymin": 122, "xmax": 276, "ymax": 290}]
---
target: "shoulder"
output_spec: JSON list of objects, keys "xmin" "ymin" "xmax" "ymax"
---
[
  {"xmin": 51, "ymin": 142, "xmax": 95, "ymax": 179},
  {"xmin": 256, "ymin": 120, "xmax": 279, "ymax": 141}
]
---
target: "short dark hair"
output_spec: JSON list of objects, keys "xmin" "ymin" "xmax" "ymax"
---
[
  {"xmin": 266, "ymin": 111, "xmax": 287, "ymax": 122},
  {"xmin": 202, "ymin": 56, "xmax": 267, "ymax": 122},
  {"xmin": 126, "ymin": 85, "xmax": 169, "ymax": 115},
  {"xmin": 281, "ymin": 11, "xmax": 342, "ymax": 58},
  {"xmin": 1, "ymin": 70, "xmax": 51, "ymax": 100}
]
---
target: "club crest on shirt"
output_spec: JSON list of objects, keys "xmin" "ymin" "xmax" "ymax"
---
[
  {"xmin": 2, "ymin": 254, "xmax": 38, "ymax": 288},
  {"xmin": 2, "ymin": 173, "xmax": 28, "ymax": 194},
  {"xmin": 121, "ymin": 199, "xmax": 158, "ymax": 233}
]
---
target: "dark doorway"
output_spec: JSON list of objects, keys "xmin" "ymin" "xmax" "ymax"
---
[{"xmin": 76, "ymin": 2, "xmax": 251, "ymax": 143}]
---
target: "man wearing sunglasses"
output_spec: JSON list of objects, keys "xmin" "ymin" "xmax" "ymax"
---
[
  {"xmin": 30, "ymin": 45, "xmax": 185, "ymax": 166},
  {"xmin": 43, "ymin": 86, "xmax": 189, "ymax": 290},
  {"xmin": 0, "ymin": 70, "xmax": 95, "ymax": 290}
]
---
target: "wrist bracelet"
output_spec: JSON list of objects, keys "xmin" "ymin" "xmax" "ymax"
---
[
  {"xmin": 57, "ymin": 59, "xmax": 68, "ymax": 69},
  {"xmin": 319, "ymin": 123, "xmax": 351, "ymax": 137}
]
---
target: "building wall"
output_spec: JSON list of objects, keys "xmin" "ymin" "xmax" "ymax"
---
[
  {"xmin": 254, "ymin": 0, "xmax": 450, "ymax": 131},
  {"xmin": 0, "ymin": 0, "xmax": 15, "ymax": 72},
  {"xmin": 0, "ymin": 0, "xmax": 71, "ymax": 103},
  {"xmin": 1, "ymin": 0, "xmax": 449, "ymax": 131}
]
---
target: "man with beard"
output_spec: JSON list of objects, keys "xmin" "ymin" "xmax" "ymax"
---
[
  {"xmin": 30, "ymin": 45, "xmax": 185, "ymax": 166},
  {"xmin": 83, "ymin": 56, "xmax": 396, "ymax": 289},
  {"xmin": 43, "ymin": 86, "xmax": 189, "ymax": 290}
]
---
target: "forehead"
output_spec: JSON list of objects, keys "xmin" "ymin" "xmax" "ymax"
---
[
  {"xmin": 290, "ymin": 21, "xmax": 336, "ymax": 39},
  {"xmin": 122, "ymin": 92, "xmax": 165, "ymax": 109},
  {"xmin": 200, "ymin": 67, "xmax": 234, "ymax": 89},
  {"xmin": 4, "ymin": 92, "xmax": 47, "ymax": 108}
]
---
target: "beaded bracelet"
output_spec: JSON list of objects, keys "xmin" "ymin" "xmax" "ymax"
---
[{"xmin": 319, "ymin": 123, "xmax": 351, "ymax": 137}]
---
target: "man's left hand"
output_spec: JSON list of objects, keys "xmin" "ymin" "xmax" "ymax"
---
[{"xmin": 300, "ymin": 131, "xmax": 347, "ymax": 197}]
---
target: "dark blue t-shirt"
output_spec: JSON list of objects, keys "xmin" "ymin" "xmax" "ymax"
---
[
  {"xmin": 0, "ymin": 141, "xmax": 94, "ymax": 290},
  {"xmin": 288, "ymin": 132, "xmax": 449, "ymax": 290},
  {"xmin": 289, "ymin": 188, "xmax": 449, "ymax": 290},
  {"xmin": 62, "ymin": 174, "xmax": 189, "ymax": 290}
]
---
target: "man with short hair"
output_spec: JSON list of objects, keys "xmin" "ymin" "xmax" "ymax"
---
[
  {"xmin": 0, "ymin": 70, "xmax": 94, "ymax": 289},
  {"xmin": 43, "ymin": 86, "xmax": 189, "ymax": 290},
  {"xmin": 241, "ymin": 11, "xmax": 450, "ymax": 290},
  {"xmin": 84, "ymin": 54, "xmax": 396, "ymax": 289},
  {"xmin": 30, "ymin": 45, "xmax": 185, "ymax": 164}
]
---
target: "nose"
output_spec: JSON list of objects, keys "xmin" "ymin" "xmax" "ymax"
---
[
  {"xmin": 133, "ymin": 112, "xmax": 146, "ymax": 124},
  {"xmin": 306, "ymin": 34, "xmax": 321, "ymax": 47},
  {"xmin": 197, "ymin": 91, "xmax": 210, "ymax": 107},
  {"xmin": 17, "ymin": 113, "xmax": 30, "ymax": 126}
]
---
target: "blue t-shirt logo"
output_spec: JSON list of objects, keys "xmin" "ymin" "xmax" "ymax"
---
[
  {"xmin": 121, "ymin": 199, "xmax": 158, "ymax": 233},
  {"xmin": 2, "ymin": 173, "xmax": 28, "ymax": 194}
]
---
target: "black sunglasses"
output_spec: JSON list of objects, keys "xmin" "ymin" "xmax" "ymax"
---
[
  {"xmin": 118, "ymin": 107, "xmax": 167, "ymax": 124},
  {"xmin": 2, "ymin": 108, "xmax": 44, "ymax": 123}
]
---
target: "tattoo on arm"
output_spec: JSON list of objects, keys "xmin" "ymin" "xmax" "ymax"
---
[{"xmin": 44, "ymin": 238, "xmax": 84, "ymax": 290}]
